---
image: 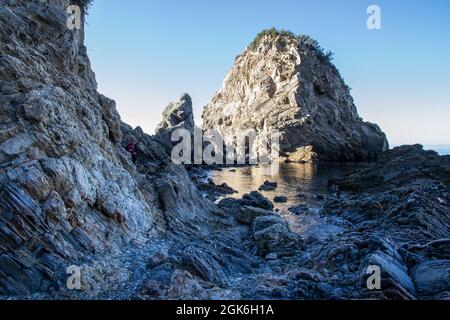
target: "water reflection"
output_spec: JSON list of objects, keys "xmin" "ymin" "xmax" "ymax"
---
[{"xmin": 210, "ymin": 162, "xmax": 367, "ymax": 209}]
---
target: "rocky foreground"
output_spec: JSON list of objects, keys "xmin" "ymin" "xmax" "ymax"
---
[{"xmin": 0, "ymin": 1, "xmax": 449, "ymax": 300}]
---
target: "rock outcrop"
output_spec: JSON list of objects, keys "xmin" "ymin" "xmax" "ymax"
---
[
  {"xmin": 156, "ymin": 93, "xmax": 194, "ymax": 135},
  {"xmin": 0, "ymin": 0, "xmax": 165, "ymax": 296},
  {"xmin": 202, "ymin": 29, "xmax": 389, "ymax": 162},
  {"xmin": 153, "ymin": 93, "xmax": 198, "ymax": 158}
]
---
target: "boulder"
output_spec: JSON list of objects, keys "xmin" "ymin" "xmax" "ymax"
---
[
  {"xmin": 259, "ymin": 180, "xmax": 278, "ymax": 191},
  {"xmin": 252, "ymin": 215, "xmax": 302, "ymax": 257},
  {"xmin": 274, "ymin": 196, "xmax": 288, "ymax": 203},
  {"xmin": 411, "ymin": 259, "xmax": 450, "ymax": 297},
  {"xmin": 283, "ymin": 146, "xmax": 318, "ymax": 163},
  {"xmin": 241, "ymin": 191, "xmax": 274, "ymax": 211}
]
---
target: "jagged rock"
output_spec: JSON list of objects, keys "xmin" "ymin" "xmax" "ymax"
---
[
  {"xmin": 411, "ymin": 259, "xmax": 450, "ymax": 297},
  {"xmin": 0, "ymin": 0, "xmax": 214, "ymax": 298},
  {"xmin": 218, "ymin": 191, "xmax": 274, "ymax": 216},
  {"xmin": 203, "ymin": 29, "xmax": 388, "ymax": 162},
  {"xmin": 152, "ymin": 93, "xmax": 200, "ymax": 159},
  {"xmin": 315, "ymin": 145, "xmax": 450, "ymax": 299},
  {"xmin": 98, "ymin": 94, "xmax": 123, "ymax": 144},
  {"xmin": 156, "ymin": 93, "xmax": 194, "ymax": 134},
  {"xmin": 197, "ymin": 179, "xmax": 237, "ymax": 200},
  {"xmin": 364, "ymin": 251, "xmax": 416, "ymax": 297},
  {"xmin": 181, "ymin": 245, "xmax": 228, "ymax": 286},
  {"xmin": 242, "ymin": 191, "xmax": 274, "ymax": 211},
  {"xmin": 236, "ymin": 205, "xmax": 274, "ymax": 225},
  {"xmin": 329, "ymin": 144, "xmax": 450, "ymax": 192},
  {"xmin": 252, "ymin": 215, "xmax": 286, "ymax": 234}
]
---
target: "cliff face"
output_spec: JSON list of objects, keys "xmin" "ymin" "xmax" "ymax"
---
[
  {"xmin": 0, "ymin": 0, "xmax": 154, "ymax": 295},
  {"xmin": 0, "ymin": 0, "xmax": 218, "ymax": 297},
  {"xmin": 202, "ymin": 31, "xmax": 389, "ymax": 162}
]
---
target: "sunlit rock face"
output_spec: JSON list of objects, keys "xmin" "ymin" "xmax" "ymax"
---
[
  {"xmin": 0, "ymin": 0, "xmax": 158, "ymax": 295},
  {"xmin": 202, "ymin": 30, "xmax": 389, "ymax": 162}
]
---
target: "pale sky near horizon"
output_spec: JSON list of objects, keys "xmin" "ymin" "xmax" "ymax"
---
[{"xmin": 85, "ymin": 0, "xmax": 450, "ymax": 146}]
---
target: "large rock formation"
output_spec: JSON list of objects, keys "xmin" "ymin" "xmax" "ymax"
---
[
  {"xmin": 202, "ymin": 29, "xmax": 389, "ymax": 162},
  {"xmin": 0, "ymin": 0, "xmax": 156, "ymax": 295}
]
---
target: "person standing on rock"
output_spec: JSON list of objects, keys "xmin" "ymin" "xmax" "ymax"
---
[{"xmin": 127, "ymin": 138, "xmax": 138, "ymax": 165}]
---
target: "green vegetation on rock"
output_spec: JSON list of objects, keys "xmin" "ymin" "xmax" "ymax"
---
[
  {"xmin": 249, "ymin": 28, "xmax": 334, "ymax": 63},
  {"xmin": 73, "ymin": 0, "xmax": 93, "ymax": 12}
]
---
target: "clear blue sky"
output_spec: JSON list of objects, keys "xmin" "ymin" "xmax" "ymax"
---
[{"xmin": 85, "ymin": 0, "xmax": 450, "ymax": 146}]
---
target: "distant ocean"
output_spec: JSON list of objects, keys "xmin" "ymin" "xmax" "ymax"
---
[
  {"xmin": 392, "ymin": 145, "xmax": 450, "ymax": 155},
  {"xmin": 423, "ymin": 145, "xmax": 450, "ymax": 156}
]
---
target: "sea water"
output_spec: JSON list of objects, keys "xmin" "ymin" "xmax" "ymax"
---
[{"xmin": 210, "ymin": 162, "xmax": 368, "ymax": 209}]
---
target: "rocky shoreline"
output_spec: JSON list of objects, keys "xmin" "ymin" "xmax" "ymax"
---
[{"xmin": 184, "ymin": 145, "xmax": 450, "ymax": 300}]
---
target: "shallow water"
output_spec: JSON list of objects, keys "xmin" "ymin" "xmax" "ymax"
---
[
  {"xmin": 211, "ymin": 162, "xmax": 368, "ymax": 238},
  {"xmin": 210, "ymin": 162, "xmax": 368, "ymax": 209}
]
